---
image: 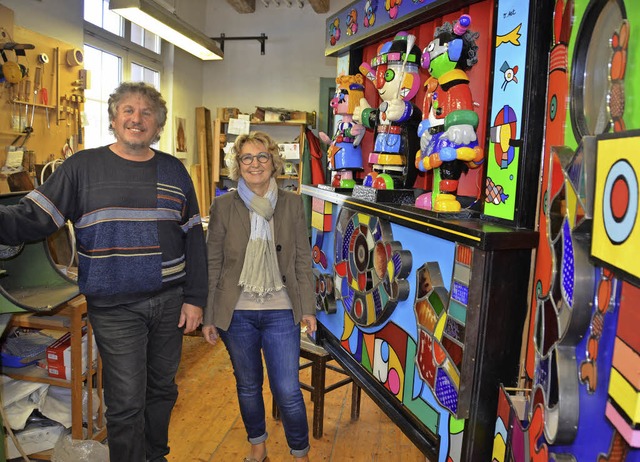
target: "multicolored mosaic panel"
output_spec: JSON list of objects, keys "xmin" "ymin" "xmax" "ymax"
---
[{"xmin": 414, "ymin": 245, "xmax": 473, "ymax": 415}]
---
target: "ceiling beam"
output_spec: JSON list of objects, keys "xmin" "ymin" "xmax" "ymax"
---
[
  {"xmin": 227, "ymin": 0, "xmax": 329, "ymax": 13},
  {"xmin": 308, "ymin": 0, "xmax": 329, "ymax": 13},
  {"xmin": 227, "ymin": 0, "xmax": 255, "ymax": 13}
]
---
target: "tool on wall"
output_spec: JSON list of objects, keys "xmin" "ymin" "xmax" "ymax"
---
[
  {"xmin": 23, "ymin": 78, "xmax": 31, "ymax": 130},
  {"xmin": 30, "ymin": 66, "xmax": 42, "ymax": 128},
  {"xmin": 9, "ymin": 83, "xmax": 21, "ymax": 132},
  {"xmin": 40, "ymin": 87, "xmax": 50, "ymax": 128},
  {"xmin": 65, "ymin": 48, "xmax": 83, "ymax": 68},
  {"xmin": 54, "ymin": 47, "xmax": 60, "ymax": 126},
  {"xmin": 77, "ymin": 95, "xmax": 85, "ymax": 144},
  {"xmin": 0, "ymin": 42, "xmax": 32, "ymax": 84}
]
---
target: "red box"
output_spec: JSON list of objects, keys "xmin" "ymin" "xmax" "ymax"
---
[
  {"xmin": 46, "ymin": 330, "xmax": 96, "ymax": 379},
  {"xmin": 46, "ymin": 332, "xmax": 72, "ymax": 366},
  {"xmin": 47, "ymin": 363, "xmax": 72, "ymax": 380}
]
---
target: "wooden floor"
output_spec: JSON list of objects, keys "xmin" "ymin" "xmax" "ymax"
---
[{"xmin": 168, "ymin": 334, "xmax": 427, "ymax": 462}]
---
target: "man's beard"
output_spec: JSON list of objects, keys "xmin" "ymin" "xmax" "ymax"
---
[{"xmin": 122, "ymin": 139, "xmax": 152, "ymax": 151}]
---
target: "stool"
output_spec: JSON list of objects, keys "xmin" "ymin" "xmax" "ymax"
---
[{"xmin": 272, "ymin": 333, "xmax": 361, "ymax": 439}]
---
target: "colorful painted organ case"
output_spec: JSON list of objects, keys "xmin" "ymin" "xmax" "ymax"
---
[
  {"xmin": 319, "ymin": 0, "xmax": 549, "ymax": 460},
  {"xmin": 305, "ymin": 184, "xmax": 536, "ymax": 461},
  {"xmin": 323, "ymin": 0, "xmax": 640, "ymax": 460}
]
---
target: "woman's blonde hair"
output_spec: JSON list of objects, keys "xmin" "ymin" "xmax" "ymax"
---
[{"xmin": 228, "ymin": 131, "xmax": 285, "ymax": 181}]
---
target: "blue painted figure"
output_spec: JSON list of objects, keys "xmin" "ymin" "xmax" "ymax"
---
[
  {"xmin": 320, "ymin": 74, "xmax": 365, "ymax": 188},
  {"xmin": 354, "ymin": 31, "xmax": 423, "ymax": 190},
  {"xmin": 416, "ymin": 14, "xmax": 484, "ymax": 212}
]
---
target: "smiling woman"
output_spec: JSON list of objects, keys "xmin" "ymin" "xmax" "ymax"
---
[
  {"xmin": 226, "ymin": 131, "xmax": 286, "ymax": 196},
  {"xmin": 202, "ymin": 129, "xmax": 317, "ymax": 461}
]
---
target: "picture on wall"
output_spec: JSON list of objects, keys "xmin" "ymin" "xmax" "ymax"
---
[{"xmin": 175, "ymin": 116, "xmax": 187, "ymax": 153}]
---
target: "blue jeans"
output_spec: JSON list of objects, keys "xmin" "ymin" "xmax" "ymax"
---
[
  {"xmin": 220, "ymin": 309, "xmax": 310, "ymax": 457},
  {"xmin": 87, "ymin": 286, "xmax": 184, "ymax": 462}
]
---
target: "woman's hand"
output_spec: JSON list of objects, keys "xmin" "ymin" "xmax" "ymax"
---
[
  {"xmin": 302, "ymin": 315, "xmax": 317, "ymax": 335},
  {"xmin": 202, "ymin": 324, "xmax": 220, "ymax": 345}
]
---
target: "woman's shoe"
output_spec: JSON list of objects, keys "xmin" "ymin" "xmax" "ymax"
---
[{"xmin": 243, "ymin": 453, "xmax": 267, "ymax": 462}]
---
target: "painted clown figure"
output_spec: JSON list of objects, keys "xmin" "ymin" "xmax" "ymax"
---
[
  {"xmin": 417, "ymin": 14, "xmax": 484, "ymax": 212},
  {"xmin": 354, "ymin": 31, "xmax": 423, "ymax": 190},
  {"xmin": 319, "ymin": 74, "xmax": 365, "ymax": 188}
]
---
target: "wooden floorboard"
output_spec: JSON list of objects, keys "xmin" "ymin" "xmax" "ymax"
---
[{"xmin": 168, "ymin": 334, "xmax": 427, "ymax": 461}]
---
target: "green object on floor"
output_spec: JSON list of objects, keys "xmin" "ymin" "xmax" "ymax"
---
[{"xmin": 0, "ymin": 416, "xmax": 5, "ymax": 462}]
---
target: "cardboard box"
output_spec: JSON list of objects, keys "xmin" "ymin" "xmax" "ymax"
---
[
  {"xmin": 289, "ymin": 111, "xmax": 316, "ymax": 127},
  {"xmin": 278, "ymin": 143, "xmax": 300, "ymax": 160},
  {"xmin": 264, "ymin": 110, "xmax": 286, "ymax": 123},
  {"xmin": 47, "ymin": 363, "xmax": 74, "ymax": 380},
  {"xmin": 5, "ymin": 422, "xmax": 66, "ymax": 459},
  {"xmin": 217, "ymin": 107, "xmax": 240, "ymax": 122},
  {"xmin": 46, "ymin": 331, "xmax": 97, "ymax": 376}
]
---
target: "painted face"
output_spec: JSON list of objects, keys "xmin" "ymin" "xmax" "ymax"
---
[
  {"xmin": 331, "ymin": 88, "xmax": 349, "ymax": 115},
  {"xmin": 375, "ymin": 62, "xmax": 420, "ymax": 101},
  {"xmin": 422, "ymin": 37, "xmax": 457, "ymax": 78},
  {"xmin": 238, "ymin": 141, "xmax": 273, "ymax": 194},
  {"xmin": 111, "ymin": 93, "xmax": 161, "ymax": 151}
]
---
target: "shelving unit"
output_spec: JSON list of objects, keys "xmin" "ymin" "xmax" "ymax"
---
[
  {"xmin": 2, "ymin": 296, "xmax": 106, "ymax": 458},
  {"xmin": 212, "ymin": 119, "xmax": 307, "ymax": 193}
]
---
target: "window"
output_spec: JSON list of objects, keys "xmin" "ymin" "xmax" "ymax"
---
[
  {"xmin": 131, "ymin": 23, "xmax": 161, "ymax": 54},
  {"xmin": 83, "ymin": 45, "xmax": 121, "ymax": 148},
  {"xmin": 84, "ymin": 0, "xmax": 122, "ymax": 36},
  {"xmin": 83, "ymin": 0, "xmax": 162, "ymax": 149}
]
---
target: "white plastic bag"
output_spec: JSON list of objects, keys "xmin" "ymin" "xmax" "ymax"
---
[{"xmin": 51, "ymin": 433, "xmax": 109, "ymax": 462}]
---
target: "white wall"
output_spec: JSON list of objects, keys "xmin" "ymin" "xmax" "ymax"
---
[
  {"xmin": 202, "ymin": 0, "xmax": 350, "ymax": 117},
  {"xmin": 161, "ymin": 0, "xmax": 207, "ymax": 165},
  {"xmin": 0, "ymin": 0, "xmax": 83, "ymax": 47}
]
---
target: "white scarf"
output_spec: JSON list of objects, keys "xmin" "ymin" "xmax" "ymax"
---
[{"xmin": 237, "ymin": 177, "xmax": 284, "ymax": 299}]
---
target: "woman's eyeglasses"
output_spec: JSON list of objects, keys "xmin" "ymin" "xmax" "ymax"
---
[{"xmin": 239, "ymin": 152, "xmax": 271, "ymax": 165}]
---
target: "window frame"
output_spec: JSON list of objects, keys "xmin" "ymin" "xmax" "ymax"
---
[
  {"xmin": 84, "ymin": 21, "xmax": 163, "ymax": 73},
  {"xmin": 82, "ymin": 14, "xmax": 166, "ymax": 150}
]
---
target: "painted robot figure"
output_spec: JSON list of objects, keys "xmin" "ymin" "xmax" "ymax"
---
[
  {"xmin": 354, "ymin": 31, "xmax": 422, "ymax": 190},
  {"xmin": 319, "ymin": 74, "xmax": 365, "ymax": 188},
  {"xmin": 416, "ymin": 14, "xmax": 484, "ymax": 212}
]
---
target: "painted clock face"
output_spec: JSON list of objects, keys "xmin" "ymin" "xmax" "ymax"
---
[{"xmin": 570, "ymin": 0, "xmax": 627, "ymax": 139}]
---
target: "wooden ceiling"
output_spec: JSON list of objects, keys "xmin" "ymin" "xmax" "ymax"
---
[{"xmin": 226, "ymin": 0, "xmax": 330, "ymax": 14}]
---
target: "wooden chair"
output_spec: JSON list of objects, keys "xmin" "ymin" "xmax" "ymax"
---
[{"xmin": 272, "ymin": 332, "xmax": 361, "ymax": 439}]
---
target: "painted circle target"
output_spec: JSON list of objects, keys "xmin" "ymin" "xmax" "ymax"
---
[
  {"xmin": 351, "ymin": 230, "xmax": 370, "ymax": 274},
  {"xmin": 602, "ymin": 159, "xmax": 638, "ymax": 244}
]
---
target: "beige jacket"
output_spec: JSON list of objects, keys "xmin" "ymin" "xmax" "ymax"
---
[{"xmin": 204, "ymin": 189, "xmax": 315, "ymax": 330}]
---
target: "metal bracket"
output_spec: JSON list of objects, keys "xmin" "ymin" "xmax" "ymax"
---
[{"xmin": 212, "ymin": 33, "xmax": 268, "ymax": 55}]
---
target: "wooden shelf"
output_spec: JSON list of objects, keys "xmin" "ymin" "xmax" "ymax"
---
[
  {"xmin": 3, "ymin": 296, "xmax": 106, "ymax": 446},
  {"xmin": 247, "ymin": 121, "xmax": 309, "ymax": 127},
  {"xmin": 1, "ymin": 363, "xmax": 89, "ymax": 387},
  {"xmin": 9, "ymin": 304, "xmax": 78, "ymax": 329},
  {"xmin": 10, "ymin": 99, "xmax": 56, "ymax": 110},
  {"xmin": 0, "ymin": 130, "xmax": 34, "ymax": 137},
  {"xmin": 212, "ymin": 118, "xmax": 306, "ymax": 196}
]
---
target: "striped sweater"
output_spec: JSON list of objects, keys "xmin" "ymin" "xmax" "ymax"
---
[{"xmin": 0, "ymin": 146, "xmax": 207, "ymax": 308}]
